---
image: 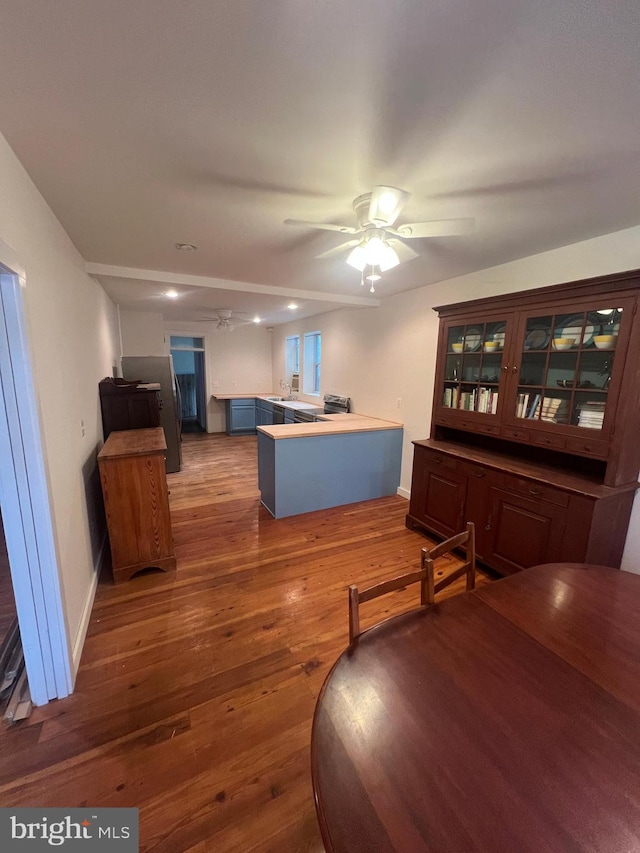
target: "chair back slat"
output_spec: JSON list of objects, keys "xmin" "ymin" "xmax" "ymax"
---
[
  {"xmin": 348, "ymin": 522, "xmax": 476, "ymax": 644},
  {"xmin": 422, "ymin": 522, "xmax": 476, "ymax": 606}
]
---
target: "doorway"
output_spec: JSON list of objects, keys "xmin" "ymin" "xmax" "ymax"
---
[
  {"xmin": 170, "ymin": 336, "xmax": 207, "ymax": 433},
  {"xmin": 0, "ymin": 261, "xmax": 72, "ymax": 705}
]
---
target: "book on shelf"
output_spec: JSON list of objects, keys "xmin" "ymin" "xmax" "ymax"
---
[
  {"xmin": 540, "ymin": 396, "xmax": 570, "ymax": 423},
  {"xmin": 577, "ymin": 400, "xmax": 606, "ymax": 429},
  {"xmin": 527, "ymin": 393, "xmax": 541, "ymax": 419},
  {"xmin": 516, "ymin": 392, "xmax": 530, "ymax": 419}
]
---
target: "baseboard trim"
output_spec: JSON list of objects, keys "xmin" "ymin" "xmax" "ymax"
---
[
  {"xmin": 397, "ymin": 487, "xmax": 410, "ymax": 500},
  {"xmin": 70, "ymin": 532, "xmax": 107, "ymax": 685}
]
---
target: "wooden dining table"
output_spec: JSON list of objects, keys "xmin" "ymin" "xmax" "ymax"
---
[{"xmin": 311, "ymin": 563, "xmax": 640, "ymax": 852}]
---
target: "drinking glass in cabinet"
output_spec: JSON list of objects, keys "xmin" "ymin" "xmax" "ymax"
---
[{"xmin": 445, "ymin": 355, "xmax": 461, "ymax": 381}]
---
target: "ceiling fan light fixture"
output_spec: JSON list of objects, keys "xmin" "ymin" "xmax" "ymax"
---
[
  {"xmin": 369, "ymin": 191, "xmax": 399, "ymax": 225},
  {"xmin": 346, "ymin": 244, "xmax": 369, "ymax": 272},
  {"xmin": 376, "ymin": 243, "xmax": 400, "ymax": 272}
]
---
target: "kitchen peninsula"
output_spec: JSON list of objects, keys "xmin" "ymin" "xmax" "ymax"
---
[{"xmin": 257, "ymin": 414, "xmax": 403, "ymax": 519}]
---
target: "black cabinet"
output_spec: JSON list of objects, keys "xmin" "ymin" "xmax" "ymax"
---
[{"xmin": 99, "ymin": 379, "xmax": 160, "ymax": 439}]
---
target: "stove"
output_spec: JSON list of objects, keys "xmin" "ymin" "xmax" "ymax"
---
[{"xmin": 323, "ymin": 394, "xmax": 350, "ymax": 415}]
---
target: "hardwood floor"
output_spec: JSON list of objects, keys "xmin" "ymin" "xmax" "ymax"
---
[{"xmin": 0, "ymin": 433, "xmax": 493, "ymax": 852}]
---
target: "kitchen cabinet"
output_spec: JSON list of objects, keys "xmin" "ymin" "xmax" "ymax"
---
[
  {"xmin": 225, "ymin": 398, "xmax": 257, "ymax": 434},
  {"xmin": 255, "ymin": 399, "xmax": 274, "ymax": 427},
  {"xmin": 98, "ymin": 428, "xmax": 176, "ymax": 583},
  {"xmin": 408, "ymin": 268, "xmax": 640, "ymax": 574},
  {"xmin": 258, "ymin": 421, "xmax": 403, "ymax": 518}
]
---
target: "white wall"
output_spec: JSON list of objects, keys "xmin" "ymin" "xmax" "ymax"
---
[
  {"xmin": 0, "ymin": 133, "xmax": 120, "ymax": 678},
  {"xmin": 119, "ymin": 309, "xmax": 165, "ymax": 357},
  {"xmin": 119, "ymin": 316, "xmax": 274, "ymax": 432},
  {"xmin": 272, "ymin": 224, "xmax": 640, "ymax": 572}
]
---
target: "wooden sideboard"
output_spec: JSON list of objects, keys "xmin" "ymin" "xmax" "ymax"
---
[
  {"xmin": 408, "ymin": 268, "xmax": 640, "ymax": 574},
  {"xmin": 98, "ymin": 427, "xmax": 176, "ymax": 583}
]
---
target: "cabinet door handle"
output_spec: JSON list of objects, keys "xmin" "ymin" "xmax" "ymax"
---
[
  {"xmin": 528, "ymin": 488, "xmax": 542, "ymax": 496},
  {"xmin": 474, "ymin": 470, "xmax": 485, "ymax": 478},
  {"xmin": 511, "ymin": 365, "xmax": 519, "ymax": 374},
  {"xmin": 485, "ymin": 515, "xmax": 492, "ymax": 531},
  {"xmin": 501, "ymin": 364, "xmax": 509, "ymax": 372},
  {"xmin": 434, "ymin": 455, "xmax": 443, "ymax": 463}
]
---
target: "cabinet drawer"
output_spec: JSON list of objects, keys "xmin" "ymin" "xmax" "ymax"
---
[
  {"xmin": 458, "ymin": 460, "xmax": 504, "ymax": 487},
  {"xmin": 502, "ymin": 426, "xmax": 531, "ymax": 442},
  {"xmin": 502, "ymin": 474, "xmax": 570, "ymax": 507},
  {"xmin": 533, "ymin": 432, "xmax": 566, "ymax": 450},
  {"xmin": 457, "ymin": 418, "xmax": 500, "ymax": 436},
  {"xmin": 417, "ymin": 447, "xmax": 458, "ymax": 470},
  {"xmin": 565, "ymin": 436, "xmax": 609, "ymax": 459}
]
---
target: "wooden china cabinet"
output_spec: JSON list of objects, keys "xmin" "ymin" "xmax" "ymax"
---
[{"xmin": 407, "ymin": 268, "xmax": 640, "ymax": 574}]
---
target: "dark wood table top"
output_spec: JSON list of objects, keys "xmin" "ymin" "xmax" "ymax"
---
[{"xmin": 311, "ymin": 563, "xmax": 640, "ymax": 852}]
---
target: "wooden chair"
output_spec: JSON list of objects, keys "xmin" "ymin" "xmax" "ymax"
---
[
  {"xmin": 421, "ymin": 522, "xmax": 476, "ymax": 606},
  {"xmin": 348, "ymin": 522, "xmax": 476, "ymax": 644},
  {"xmin": 348, "ymin": 568, "xmax": 428, "ymax": 644}
]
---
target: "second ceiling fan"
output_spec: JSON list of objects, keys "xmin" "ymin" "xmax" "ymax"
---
[{"xmin": 285, "ymin": 186, "xmax": 474, "ymax": 280}]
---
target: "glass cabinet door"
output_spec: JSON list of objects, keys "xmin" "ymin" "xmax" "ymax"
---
[
  {"xmin": 442, "ymin": 320, "xmax": 508, "ymax": 414},
  {"xmin": 513, "ymin": 306, "xmax": 623, "ymax": 430}
]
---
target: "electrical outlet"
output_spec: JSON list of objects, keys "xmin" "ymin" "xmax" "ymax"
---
[
  {"xmin": 396, "ymin": 398, "xmax": 402, "ymax": 408},
  {"xmin": 212, "ymin": 381, "xmax": 219, "ymax": 387},
  {"xmin": 80, "ymin": 418, "xmax": 86, "ymax": 437}
]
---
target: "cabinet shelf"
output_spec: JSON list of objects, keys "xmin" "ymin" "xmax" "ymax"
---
[{"xmin": 409, "ymin": 268, "xmax": 640, "ymax": 576}]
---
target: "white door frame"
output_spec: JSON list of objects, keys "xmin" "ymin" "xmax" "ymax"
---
[
  {"xmin": 0, "ymin": 254, "xmax": 72, "ymax": 704},
  {"xmin": 166, "ymin": 331, "xmax": 208, "ymax": 430}
]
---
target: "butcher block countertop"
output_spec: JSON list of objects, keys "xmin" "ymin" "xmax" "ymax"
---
[{"xmin": 257, "ymin": 414, "xmax": 403, "ymax": 439}]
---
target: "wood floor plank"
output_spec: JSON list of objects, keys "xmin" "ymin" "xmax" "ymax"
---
[{"xmin": 0, "ymin": 433, "xmax": 494, "ymax": 851}]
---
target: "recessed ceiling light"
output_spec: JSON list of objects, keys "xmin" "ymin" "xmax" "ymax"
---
[
  {"xmin": 253, "ymin": 317, "xmax": 262, "ymax": 324},
  {"xmin": 175, "ymin": 242, "xmax": 198, "ymax": 252},
  {"xmin": 287, "ymin": 303, "xmax": 298, "ymax": 310},
  {"xmin": 165, "ymin": 289, "xmax": 179, "ymax": 298}
]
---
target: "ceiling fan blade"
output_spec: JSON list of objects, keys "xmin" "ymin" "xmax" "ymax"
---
[
  {"xmin": 284, "ymin": 219, "xmax": 359, "ymax": 235},
  {"xmin": 387, "ymin": 238, "xmax": 419, "ymax": 263},
  {"xmin": 315, "ymin": 239, "xmax": 361, "ymax": 260},
  {"xmin": 394, "ymin": 218, "xmax": 476, "ymax": 239},
  {"xmin": 368, "ymin": 186, "xmax": 411, "ymax": 227}
]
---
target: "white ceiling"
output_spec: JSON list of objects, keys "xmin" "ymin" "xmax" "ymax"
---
[{"xmin": 1, "ymin": 0, "xmax": 640, "ymax": 324}]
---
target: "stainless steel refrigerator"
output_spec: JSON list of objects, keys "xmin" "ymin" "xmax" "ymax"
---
[{"xmin": 121, "ymin": 355, "xmax": 182, "ymax": 473}]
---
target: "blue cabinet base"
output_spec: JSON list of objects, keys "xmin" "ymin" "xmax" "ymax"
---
[{"xmin": 258, "ymin": 429, "xmax": 403, "ymax": 519}]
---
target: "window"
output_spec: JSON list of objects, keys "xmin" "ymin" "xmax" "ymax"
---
[
  {"xmin": 169, "ymin": 335, "xmax": 204, "ymax": 350},
  {"xmin": 285, "ymin": 335, "xmax": 300, "ymax": 376},
  {"xmin": 303, "ymin": 331, "xmax": 321, "ymax": 395}
]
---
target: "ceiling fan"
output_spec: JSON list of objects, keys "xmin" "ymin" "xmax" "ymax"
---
[
  {"xmin": 200, "ymin": 309, "xmax": 252, "ymax": 330},
  {"xmin": 284, "ymin": 186, "xmax": 474, "ymax": 274}
]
